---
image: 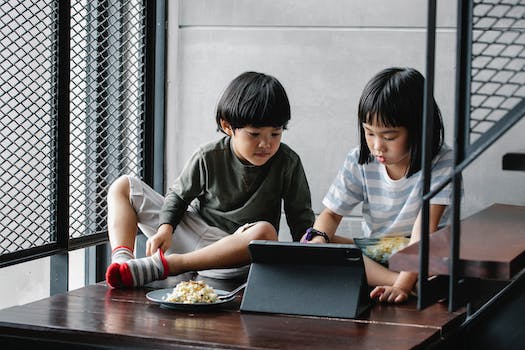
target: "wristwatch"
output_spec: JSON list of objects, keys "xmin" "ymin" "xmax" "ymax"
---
[{"xmin": 304, "ymin": 227, "xmax": 330, "ymax": 243}]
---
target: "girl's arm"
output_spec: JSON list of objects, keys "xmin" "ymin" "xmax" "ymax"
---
[
  {"xmin": 408, "ymin": 204, "xmax": 447, "ymax": 244},
  {"xmin": 370, "ymin": 204, "xmax": 447, "ymax": 303},
  {"xmin": 306, "ymin": 208, "xmax": 343, "ymax": 243}
]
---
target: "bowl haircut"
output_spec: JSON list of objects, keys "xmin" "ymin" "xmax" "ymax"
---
[
  {"xmin": 216, "ymin": 71, "xmax": 291, "ymax": 133},
  {"xmin": 357, "ymin": 67, "xmax": 444, "ymax": 177}
]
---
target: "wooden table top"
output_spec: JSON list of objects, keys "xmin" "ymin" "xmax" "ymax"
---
[
  {"xmin": 389, "ymin": 203, "xmax": 525, "ymax": 280},
  {"xmin": 0, "ymin": 275, "xmax": 465, "ymax": 350}
]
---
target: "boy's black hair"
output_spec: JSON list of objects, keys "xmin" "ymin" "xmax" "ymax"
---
[
  {"xmin": 216, "ymin": 71, "xmax": 291, "ymax": 132},
  {"xmin": 357, "ymin": 67, "xmax": 444, "ymax": 177}
]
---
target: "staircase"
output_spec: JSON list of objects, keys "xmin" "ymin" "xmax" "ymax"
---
[
  {"xmin": 413, "ymin": 1, "xmax": 525, "ymax": 348},
  {"xmin": 415, "ymin": 0, "xmax": 525, "ymax": 312}
]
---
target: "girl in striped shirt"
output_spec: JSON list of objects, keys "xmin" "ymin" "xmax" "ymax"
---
[{"xmin": 302, "ymin": 67, "xmax": 455, "ymax": 304}]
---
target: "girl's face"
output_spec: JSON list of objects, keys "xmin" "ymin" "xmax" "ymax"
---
[
  {"xmin": 362, "ymin": 122, "xmax": 411, "ymax": 179},
  {"xmin": 221, "ymin": 120, "xmax": 282, "ymax": 166}
]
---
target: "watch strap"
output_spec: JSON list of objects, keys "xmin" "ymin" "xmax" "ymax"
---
[{"xmin": 305, "ymin": 227, "xmax": 330, "ymax": 243}]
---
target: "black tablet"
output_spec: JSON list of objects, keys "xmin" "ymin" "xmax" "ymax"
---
[{"xmin": 240, "ymin": 240, "xmax": 372, "ymax": 318}]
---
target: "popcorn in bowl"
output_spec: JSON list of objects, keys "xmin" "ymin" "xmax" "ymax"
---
[
  {"xmin": 165, "ymin": 280, "xmax": 218, "ymax": 304},
  {"xmin": 354, "ymin": 236, "xmax": 410, "ymax": 265}
]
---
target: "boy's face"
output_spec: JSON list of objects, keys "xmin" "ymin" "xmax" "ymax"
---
[{"xmin": 221, "ymin": 120, "xmax": 283, "ymax": 166}]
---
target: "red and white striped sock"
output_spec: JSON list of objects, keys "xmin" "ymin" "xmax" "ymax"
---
[
  {"xmin": 116, "ymin": 249, "xmax": 168, "ymax": 288},
  {"xmin": 106, "ymin": 246, "xmax": 135, "ymax": 288},
  {"xmin": 111, "ymin": 246, "xmax": 134, "ymax": 263},
  {"xmin": 119, "ymin": 249, "xmax": 168, "ymax": 287}
]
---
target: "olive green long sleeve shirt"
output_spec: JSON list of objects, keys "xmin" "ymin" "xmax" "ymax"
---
[{"xmin": 159, "ymin": 136, "xmax": 315, "ymax": 241}]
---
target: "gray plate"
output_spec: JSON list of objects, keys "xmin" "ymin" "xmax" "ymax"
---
[{"xmin": 146, "ymin": 288, "xmax": 235, "ymax": 310}]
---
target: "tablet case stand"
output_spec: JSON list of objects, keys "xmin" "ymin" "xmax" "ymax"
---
[{"xmin": 240, "ymin": 240, "xmax": 372, "ymax": 319}]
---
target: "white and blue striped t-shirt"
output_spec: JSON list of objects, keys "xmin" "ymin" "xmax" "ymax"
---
[{"xmin": 322, "ymin": 145, "xmax": 455, "ymax": 238}]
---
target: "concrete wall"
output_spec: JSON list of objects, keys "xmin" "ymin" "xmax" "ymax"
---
[
  {"xmin": 165, "ymin": 0, "xmax": 524, "ymax": 239},
  {"xmin": 0, "ymin": 249, "xmax": 85, "ymax": 310}
]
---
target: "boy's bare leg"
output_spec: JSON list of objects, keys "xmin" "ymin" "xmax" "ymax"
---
[
  {"xmin": 105, "ymin": 176, "xmax": 141, "ymax": 288},
  {"xmin": 109, "ymin": 221, "xmax": 278, "ymax": 288},
  {"xmin": 107, "ymin": 175, "xmax": 138, "ymax": 251},
  {"xmin": 165, "ymin": 222, "xmax": 277, "ymax": 275}
]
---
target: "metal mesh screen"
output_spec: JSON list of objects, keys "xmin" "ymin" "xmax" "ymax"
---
[
  {"xmin": 0, "ymin": 2, "xmax": 57, "ymax": 253},
  {"xmin": 0, "ymin": 1, "xmax": 147, "ymax": 256},
  {"xmin": 470, "ymin": 0, "xmax": 525, "ymax": 143},
  {"xmin": 69, "ymin": 1, "xmax": 146, "ymax": 239}
]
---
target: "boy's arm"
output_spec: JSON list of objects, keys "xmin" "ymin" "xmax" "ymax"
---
[
  {"xmin": 145, "ymin": 223, "xmax": 174, "ymax": 256},
  {"xmin": 159, "ymin": 152, "xmax": 205, "ymax": 228},
  {"xmin": 283, "ymin": 158, "xmax": 316, "ymax": 241}
]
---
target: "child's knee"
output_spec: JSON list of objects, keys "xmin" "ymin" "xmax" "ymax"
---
[
  {"xmin": 108, "ymin": 175, "xmax": 130, "ymax": 200},
  {"xmin": 243, "ymin": 221, "xmax": 278, "ymax": 241}
]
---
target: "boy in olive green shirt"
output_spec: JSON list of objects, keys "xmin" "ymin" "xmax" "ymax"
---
[{"xmin": 106, "ymin": 71, "xmax": 315, "ymax": 288}]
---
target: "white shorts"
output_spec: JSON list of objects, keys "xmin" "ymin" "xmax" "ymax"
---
[{"xmin": 127, "ymin": 175, "xmax": 249, "ymax": 279}]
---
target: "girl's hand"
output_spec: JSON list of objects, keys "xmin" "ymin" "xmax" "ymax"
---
[
  {"xmin": 369, "ymin": 285, "xmax": 410, "ymax": 304},
  {"xmin": 145, "ymin": 224, "xmax": 173, "ymax": 256}
]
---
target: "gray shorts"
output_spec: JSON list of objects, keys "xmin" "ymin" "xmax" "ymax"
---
[{"xmin": 127, "ymin": 175, "xmax": 249, "ymax": 279}]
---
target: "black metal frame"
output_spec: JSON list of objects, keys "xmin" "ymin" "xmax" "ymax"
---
[
  {"xmin": 132, "ymin": 0, "xmax": 167, "ymax": 263},
  {"xmin": 419, "ymin": 0, "xmax": 524, "ymax": 311},
  {"xmin": 0, "ymin": 0, "xmax": 165, "ymax": 293},
  {"xmin": 0, "ymin": 1, "xmax": 72, "ymax": 270},
  {"xmin": 84, "ymin": 0, "xmax": 167, "ymax": 288},
  {"xmin": 418, "ymin": 0, "xmax": 437, "ymax": 309}
]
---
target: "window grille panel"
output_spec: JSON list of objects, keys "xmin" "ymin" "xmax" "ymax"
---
[
  {"xmin": 0, "ymin": 2, "xmax": 57, "ymax": 254},
  {"xmin": 470, "ymin": 0, "xmax": 525, "ymax": 143},
  {"xmin": 70, "ymin": 0, "xmax": 147, "ymax": 240},
  {"xmin": 1, "ymin": 1, "xmax": 149, "ymax": 258}
]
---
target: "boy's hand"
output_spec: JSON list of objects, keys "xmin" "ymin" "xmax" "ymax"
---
[
  {"xmin": 146, "ymin": 224, "xmax": 173, "ymax": 256},
  {"xmin": 369, "ymin": 285, "xmax": 410, "ymax": 304}
]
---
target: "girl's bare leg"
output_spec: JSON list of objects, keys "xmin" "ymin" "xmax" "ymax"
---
[
  {"xmin": 331, "ymin": 235, "xmax": 399, "ymax": 286},
  {"xmin": 331, "ymin": 235, "xmax": 355, "ymax": 244}
]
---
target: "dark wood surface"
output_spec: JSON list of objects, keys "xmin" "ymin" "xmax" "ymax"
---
[
  {"xmin": 0, "ymin": 274, "xmax": 465, "ymax": 350},
  {"xmin": 389, "ymin": 203, "xmax": 525, "ymax": 280}
]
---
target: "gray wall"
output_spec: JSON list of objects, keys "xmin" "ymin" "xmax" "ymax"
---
[{"xmin": 166, "ymin": 0, "xmax": 524, "ymax": 239}]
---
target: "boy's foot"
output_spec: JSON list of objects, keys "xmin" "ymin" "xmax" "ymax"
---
[
  {"xmin": 106, "ymin": 246, "xmax": 135, "ymax": 287},
  {"xmin": 106, "ymin": 249, "xmax": 168, "ymax": 288},
  {"xmin": 110, "ymin": 245, "xmax": 135, "ymax": 263},
  {"xmin": 105, "ymin": 262, "xmax": 124, "ymax": 288}
]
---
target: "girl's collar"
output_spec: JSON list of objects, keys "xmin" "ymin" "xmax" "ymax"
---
[{"xmin": 379, "ymin": 162, "xmax": 408, "ymax": 183}]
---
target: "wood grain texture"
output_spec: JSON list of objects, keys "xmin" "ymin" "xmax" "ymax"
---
[
  {"xmin": 389, "ymin": 203, "xmax": 525, "ymax": 279},
  {"xmin": 0, "ymin": 277, "xmax": 465, "ymax": 349}
]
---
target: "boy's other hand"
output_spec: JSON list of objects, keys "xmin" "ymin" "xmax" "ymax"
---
[{"xmin": 146, "ymin": 224, "xmax": 173, "ymax": 256}]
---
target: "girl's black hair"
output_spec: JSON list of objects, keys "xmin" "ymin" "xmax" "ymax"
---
[
  {"xmin": 216, "ymin": 71, "xmax": 291, "ymax": 132},
  {"xmin": 357, "ymin": 67, "xmax": 444, "ymax": 177}
]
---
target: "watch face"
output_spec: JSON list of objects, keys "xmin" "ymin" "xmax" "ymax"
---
[
  {"xmin": 306, "ymin": 231, "xmax": 315, "ymax": 241},
  {"xmin": 305, "ymin": 229, "xmax": 327, "ymax": 242}
]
